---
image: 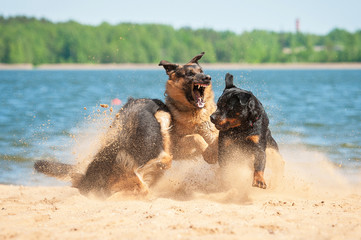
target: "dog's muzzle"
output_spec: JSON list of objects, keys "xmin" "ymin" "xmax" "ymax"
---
[{"xmin": 191, "ymin": 73, "xmax": 211, "ymax": 109}]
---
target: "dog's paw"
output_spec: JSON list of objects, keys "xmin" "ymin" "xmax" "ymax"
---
[
  {"xmin": 157, "ymin": 151, "xmax": 172, "ymax": 170},
  {"xmin": 156, "ymin": 162, "xmax": 169, "ymax": 170},
  {"xmin": 252, "ymin": 171, "xmax": 267, "ymax": 189},
  {"xmin": 202, "ymin": 141, "xmax": 218, "ymax": 164},
  {"xmin": 186, "ymin": 134, "xmax": 208, "ymax": 152}
]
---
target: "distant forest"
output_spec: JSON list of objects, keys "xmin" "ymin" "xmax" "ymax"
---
[{"xmin": 1, "ymin": 16, "xmax": 361, "ymax": 64}]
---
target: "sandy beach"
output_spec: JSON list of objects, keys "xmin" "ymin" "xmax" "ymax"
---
[{"xmin": 1, "ymin": 147, "xmax": 361, "ymax": 240}]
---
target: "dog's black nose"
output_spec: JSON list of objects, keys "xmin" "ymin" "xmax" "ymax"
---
[
  {"xmin": 204, "ymin": 74, "xmax": 211, "ymax": 81},
  {"xmin": 195, "ymin": 73, "xmax": 211, "ymax": 82}
]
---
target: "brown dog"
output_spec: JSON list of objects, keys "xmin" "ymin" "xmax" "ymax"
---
[{"xmin": 159, "ymin": 52, "xmax": 218, "ymax": 163}]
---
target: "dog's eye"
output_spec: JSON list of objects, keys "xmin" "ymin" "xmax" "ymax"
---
[{"xmin": 186, "ymin": 71, "xmax": 194, "ymax": 76}]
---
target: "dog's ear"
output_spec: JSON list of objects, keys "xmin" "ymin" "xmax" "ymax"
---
[
  {"xmin": 225, "ymin": 73, "xmax": 235, "ymax": 89},
  {"xmin": 159, "ymin": 60, "xmax": 179, "ymax": 75},
  {"xmin": 188, "ymin": 52, "xmax": 205, "ymax": 64},
  {"xmin": 238, "ymin": 92, "xmax": 252, "ymax": 105},
  {"xmin": 247, "ymin": 97, "xmax": 262, "ymax": 123}
]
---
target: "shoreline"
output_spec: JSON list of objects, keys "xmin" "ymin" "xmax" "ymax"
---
[{"xmin": 1, "ymin": 62, "xmax": 361, "ymax": 70}]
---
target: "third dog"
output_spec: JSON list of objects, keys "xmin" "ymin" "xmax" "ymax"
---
[{"xmin": 210, "ymin": 73, "xmax": 281, "ymax": 189}]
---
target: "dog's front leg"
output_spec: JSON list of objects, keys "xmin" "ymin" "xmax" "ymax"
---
[
  {"xmin": 252, "ymin": 148, "xmax": 267, "ymax": 189},
  {"xmin": 202, "ymin": 140, "xmax": 218, "ymax": 164},
  {"xmin": 174, "ymin": 134, "xmax": 208, "ymax": 158},
  {"xmin": 183, "ymin": 133, "xmax": 208, "ymax": 153}
]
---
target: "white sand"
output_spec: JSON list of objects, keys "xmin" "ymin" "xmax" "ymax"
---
[{"xmin": 1, "ymin": 146, "xmax": 360, "ymax": 240}]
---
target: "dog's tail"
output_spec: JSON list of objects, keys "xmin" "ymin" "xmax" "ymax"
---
[
  {"xmin": 34, "ymin": 160, "xmax": 86, "ymax": 193},
  {"xmin": 34, "ymin": 160, "xmax": 74, "ymax": 179}
]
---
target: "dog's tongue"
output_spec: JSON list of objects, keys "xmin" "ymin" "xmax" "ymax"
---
[{"xmin": 194, "ymin": 90, "xmax": 205, "ymax": 108}]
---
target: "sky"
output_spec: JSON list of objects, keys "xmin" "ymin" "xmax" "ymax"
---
[{"xmin": 1, "ymin": 0, "xmax": 361, "ymax": 35}]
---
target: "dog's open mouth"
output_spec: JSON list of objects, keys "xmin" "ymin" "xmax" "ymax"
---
[{"xmin": 192, "ymin": 83, "xmax": 209, "ymax": 108}]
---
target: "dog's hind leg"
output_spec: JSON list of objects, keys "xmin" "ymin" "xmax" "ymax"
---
[
  {"xmin": 136, "ymin": 151, "xmax": 172, "ymax": 189},
  {"xmin": 266, "ymin": 147, "xmax": 285, "ymax": 189},
  {"xmin": 110, "ymin": 148, "xmax": 172, "ymax": 196},
  {"xmin": 110, "ymin": 171, "xmax": 148, "ymax": 195},
  {"xmin": 265, "ymin": 129, "xmax": 285, "ymax": 189},
  {"xmin": 266, "ymin": 129, "xmax": 279, "ymax": 151},
  {"xmin": 108, "ymin": 151, "xmax": 149, "ymax": 195}
]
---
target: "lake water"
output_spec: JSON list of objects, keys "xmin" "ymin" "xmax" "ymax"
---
[{"xmin": 0, "ymin": 69, "xmax": 360, "ymax": 185}]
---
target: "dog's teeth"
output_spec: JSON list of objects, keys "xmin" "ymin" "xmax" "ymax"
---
[{"xmin": 198, "ymin": 85, "xmax": 201, "ymax": 89}]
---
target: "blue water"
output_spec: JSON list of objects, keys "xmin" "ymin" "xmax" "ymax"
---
[{"xmin": 0, "ymin": 69, "xmax": 360, "ymax": 185}]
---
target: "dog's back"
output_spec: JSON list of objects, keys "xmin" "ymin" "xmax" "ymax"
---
[{"xmin": 117, "ymin": 98, "xmax": 168, "ymax": 165}]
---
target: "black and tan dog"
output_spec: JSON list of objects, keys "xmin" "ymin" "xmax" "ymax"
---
[
  {"xmin": 159, "ymin": 52, "xmax": 218, "ymax": 164},
  {"xmin": 210, "ymin": 73, "xmax": 280, "ymax": 189},
  {"xmin": 34, "ymin": 98, "xmax": 172, "ymax": 197}
]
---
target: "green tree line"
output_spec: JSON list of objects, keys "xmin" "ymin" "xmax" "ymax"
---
[{"xmin": 1, "ymin": 16, "xmax": 361, "ymax": 65}]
